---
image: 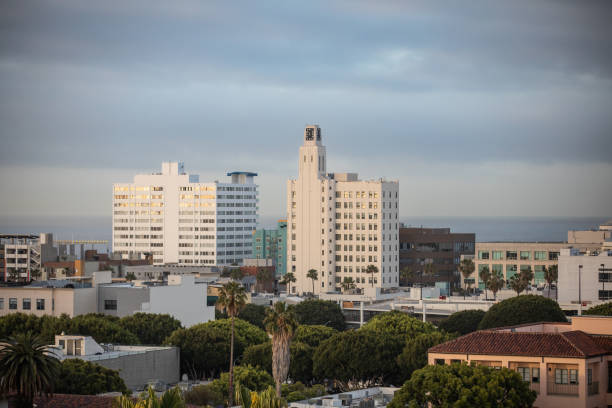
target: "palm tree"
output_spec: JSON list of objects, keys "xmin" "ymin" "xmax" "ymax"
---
[
  {"xmin": 508, "ymin": 274, "xmax": 526, "ymax": 296},
  {"xmin": 217, "ymin": 281, "xmax": 247, "ymax": 407},
  {"xmin": 544, "ymin": 265, "xmax": 558, "ymax": 298},
  {"xmin": 520, "ymin": 266, "xmax": 534, "ymax": 293},
  {"xmin": 264, "ymin": 302, "xmax": 298, "ymax": 398},
  {"xmin": 487, "ymin": 273, "xmax": 505, "ymax": 300},
  {"xmin": 423, "ymin": 262, "xmax": 435, "ymax": 279},
  {"xmin": 340, "ymin": 277, "xmax": 356, "ymax": 292},
  {"xmin": 0, "ymin": 332, "xmax": 60, "ymax": 408},
  {"xmin": 256, "ymin": 268, "xmax": 273, "ymax": 293},
  {"xmin": 399, "ymin": 266, "xmax": 413, "ymax": 286},
  {"xmin": 458, "ymin": 258, "xmax": 475, "ymax": 299},
  {"xmin": 280, "ymin": 272, "xmax": 296, "ymax": 295},
  {"xmin": 114, "ymin": 386, "xmax": 185, "ymax": 408},
  {"xmin": 479, "ymin": 266, "xmax": 491, "ymax": 300},
  {"xmin": 366, "ymin": 264, "xmax": 378, "ymax": 288},
  {"xmin": 306, "ymin": 269, "xmax": 318, "ymax": 294}
]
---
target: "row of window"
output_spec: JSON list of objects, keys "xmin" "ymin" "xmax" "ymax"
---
[
  {"xmin": 0, "ymin": 297, "xmax": 46, "ymax": 310},
  {"xmin": 478, "ymin": 250, "xmax": 559, "ymax": 261}
]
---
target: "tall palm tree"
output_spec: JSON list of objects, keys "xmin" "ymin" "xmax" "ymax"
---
[
  {"xmin": 217, "ymin": 281, "xmax": 247, "ymax": 407},
  {"xmin": 458, "ymin": 258, "xmax": 475, "ymax": 299},
  {"xmin": 479, "ymin": 266, "xmax": 491, "ymax": 300},
  {"xmin": 280, "ymin": 272, "xmax": 296, "ymax": 295},
  {"xmin": 487, "ymin": 273, "xmax": 505, "ymax": 300},
  {"xmin": 508, "ymin": 274, "xmax": 526, "ymax": 296},
  {"xmin": 340, "ymin": 277, "xmax": 356, "ymax": 292},
  {"xmin": 399, "ymin": 266, "xmax": 413, "ymax": 286},
  {"xmin": 0, "ymin": 332, "xmax": 60, "ymax": 408},
  {"xmin": 306, "ymin": 269, "xmax": 318, "ymax": 294},
  {"xmin": 520, "ymin": 266, "xmax": 534, "ymax": 293},
  {"xmin": 544, "ymin": 265, "xmax": 558, "ymax": 298},
  {"xmin": 366, "ymin": 264, "xmax": 378, "ymax": 288},
  {"xmin": 264, "ymin": 302, "xmax": 298, "ymax": 398}
]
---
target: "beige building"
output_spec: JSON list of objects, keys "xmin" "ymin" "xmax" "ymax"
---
[
  {"xmin": 0, "ymin": 284, "xmax": 97, "ymax": 317},
  {"xmin": 428, "ymin": 316, "xmax": 612, "ymax": 408},
  {"xmin": 286, "ymin": 125, "xmax": 399, "ymax": 295}
]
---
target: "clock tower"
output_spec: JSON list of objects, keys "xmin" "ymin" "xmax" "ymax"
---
[{"xmin": 299, "ymin": 125, "xmax": 326, "ymax": 180}]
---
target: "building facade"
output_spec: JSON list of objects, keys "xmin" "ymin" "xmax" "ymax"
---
[
  {"xmin": 1, "ymin": 233, "xmax": 57, "ymax": 282},
  {"xmin": 558, "ymin": 248, "xmax": 612, "ymax": 307},
  {"xmin": 0, "ymin": 284, "xmax": 97, "ymax": 318},
  {"xmin": 252, "ymin": 219, "xmax": 287, "ymax": 276},
  {"xmin": 428, "ymin": 316, "xmax": 612, "ymax": 408},
  {"xmin": 399, "ymin": 227, "xmax": 475, "ymax": 288},
  {"xmin": 286, "ymin": 125, "xmax": 399, "ymax": 295},
  {"xmin": 112, "ymin": 162, "xmax": 258, "ymax": 266}
]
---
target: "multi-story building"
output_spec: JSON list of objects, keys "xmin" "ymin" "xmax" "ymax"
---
[
  {"xmin": 474, "ymin": 241, "xmax": 602, "ymax": 290},
  {"xmin": 0, "ymin": 282, "xmax": 97, "ymax": 317},
  {"xmin": 558, "ymin": 248, "xmax": 612, "ymax": 307},
  {"xmin": 286, "ymin": 125, "xmax": 399, "ymax": 295},
  {"xmin": 399, "ymin": 227, "xmax": 475, "ymax": 288},
  {"xmin": 112, "ymin": 162, "xmax": 258, "ymax": 266},
  {"xmin": 252, "ymin": 219, "xmax": 287, "ymax": 276},
  {"xmin": 1, "ymin": 233, "xmax": 57, "ymax": 282},
  {"xmin": 428, "ymin": 316, "xmax": 612, "ymax": 408}
]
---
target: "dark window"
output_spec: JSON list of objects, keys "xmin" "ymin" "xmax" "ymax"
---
[
  {"xmin": 104, "ymin": 300, "xmax": 117, "ymax": 310},
  {"xmin": 36, "ymin": 299, "xmax": 45, "ymax": 310},
  {"xmin": 9, "ymin": 298, "xmax": 17, "ymax": 310},
  {"xmin": 22, "ymin": 298, "xmax": 31, "ymax": 310},
  {"xmin": 599, "ymin": 290, "xmax": 612, "ymax": 301},
  {"xmin": 435, "ymin": 359, "xmax": 445, "ymax": 365}
]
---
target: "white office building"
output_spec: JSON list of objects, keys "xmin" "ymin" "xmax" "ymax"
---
[
  {"xmin": 558, "ymin": 247, "xmax": 612, "ymax": 307},
  {"xmin": 113, "ymin": 162, "xmax": 258, "ymax": 266},
  {"xmin": 287, "ymin": 125, "xmax": 399, "ymax": 295}
]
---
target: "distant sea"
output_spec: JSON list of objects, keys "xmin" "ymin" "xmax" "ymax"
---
[{"xmin": 0, "ymin": 215, "xmax": 609, "ymax": 250}]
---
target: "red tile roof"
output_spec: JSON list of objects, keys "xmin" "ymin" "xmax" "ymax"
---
[
  {"xmin": 30, "ymin": 394, "xmax": 116, "ymax": 408},
  {"xmin": 429, "ymin": 330, "xmax": 611, "ymax": 358}
]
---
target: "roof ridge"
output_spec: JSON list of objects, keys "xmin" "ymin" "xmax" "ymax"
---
[{"xmin": 559, "ymin": 330, "xmax": 589, "ymax": 357}]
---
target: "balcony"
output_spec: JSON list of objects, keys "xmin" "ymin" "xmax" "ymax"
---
[
  {"xmin": 547, "ymin": 382, "xmax": 579, "ymax": 396},
  {"xmin": 588, "ymin": 381, "xmax": 599, "ymax": 396}
]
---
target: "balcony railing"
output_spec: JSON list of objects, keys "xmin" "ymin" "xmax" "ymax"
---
[
  {"xmin": 588, "ymin": 381, "xmax": 599, "ymax": 396},
  {"xmin": 547, "ymin": 382, "xmax": 579, "ymax": 396}
]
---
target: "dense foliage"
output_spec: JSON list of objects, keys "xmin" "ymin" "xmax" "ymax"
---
[
  {"xmin": 55, "ymin": 359, "xmax": 127, "ymax": 395},
  {"xmin": 396, "ymin": 331, "xmax": 456, "ymax": 381},
  {"xmin": 238, "ymin": 304, "xmax": 268, "ymax": 329},
  {"xmin": 184, "ymin": 384, "xmax": 224, "ymax": 406},
  {"xmin": 437, "ymin": 310, "xmax": 485, "ymax": 335},
  {"xmin": 361, "ymin": 310, "xmax": 436, "ymax": 337},
  {"xmin": 291, "ymin": 300, "xmax": 346, "ymax": 331},
  {"xmin": 584, "ymin": 302, "xmax": 612, "ymax": 316},
  {"xmin": 241, "ymin": 341, "xmax": 317, "ymax": 384},
  {"xmin": 164, "ymin": 318, "xmax": 267, "ymax": 379},
  {"xmin": 118, "ymin": 313, "xmax": 182, "ymax": 345},
  {"xmin": 209, "ymin": 365, "xmax": 275, "ymax": 398},
  {"xmin": 388, "ymin": 363, "xmax": 536, "ymax": 408},
  {"xmin": 478, "ymin": 295, "xmax": 567, "ymax": 329},
  {"xmin": 293, "ymin": 325, "xmax": 338, "ymax": 348},
  {"xmin": 281, "ymin": 382, "xmax": 325, "ymax": 403}
]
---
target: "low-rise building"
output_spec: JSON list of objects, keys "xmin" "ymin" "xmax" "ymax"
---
[
  {"xmin": 428, "ymin": 316, "xmax": 612, "ymax": 408},
  {"xmin": 121, "ymin": 264, "xmax": 220, "ymax": 281},
  {"xmin": 1, "ymin": 233, "xmax": 57, "ymax": 281},
  {"xmin": 289, "ymin": 387, "xmax": 399, "ymax": 408},
  {"xmin": 558, "ymin": 248, "xmax": 612, "ymax": 308},
  {"xmin": 51, "ymin": 334, "xmax": 180, "ymax": 391}
]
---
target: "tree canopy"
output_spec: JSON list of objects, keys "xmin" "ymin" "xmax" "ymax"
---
[
  {"xmin": 293, "ymin": 325, "xmax": 338, "ymax": 349},
  {"xmin": 478, "ymin": 295, "xmax": 566, "ymax": 330},
  {"xmin": 584, "ymin": 301, "xmax": 612, "ymax": 316},
  {"xmin": 437, "ymin": 310, "xmax": 485, "ymax": 335},
  {"xmin": 118, "ymin": 313, "xmax": 182, "ymax": 345},
  {"xmin": 55, "ymin": 359, "xmax": 127, "ymax": 395},
  {"xmin": 238, "ymin": 304, "xmax": 268, "ymax": 329},
  {"xmin": 388, "ymin": 363, "xmax": 536, "ymax": 408},
  {"xmin": 361, "ymin": 310, "xmax": 436, "ymax": 338},
  {"xmin": 396, "ymin": 331, "xmax": 456, "ymax": 381},
  {"xmin": 291, "ymin": 300, "xmax": 345, "ymax": 331}
]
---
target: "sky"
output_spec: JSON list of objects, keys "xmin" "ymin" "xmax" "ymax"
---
[{"xmin": 1, "ymin": 0, "xmax": 611, "ymax": 220}]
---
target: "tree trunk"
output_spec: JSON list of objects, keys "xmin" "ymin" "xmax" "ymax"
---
[
  {"xmin": 312, "ymin": 279, "xmax": 314, "ymax": 294},
  {"xmin": 228, "ymin": 316, "xmax": 235, "ymax": 407}
]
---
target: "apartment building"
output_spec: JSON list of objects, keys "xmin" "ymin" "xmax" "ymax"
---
[
  {"xmin": 112, "ymin": 162, "xmax": 258, "ymax": 266},
  {"xmin": 558, "ymin": 248, "xmax": 612, "ymax": 306},
  {"xmin": 286, "ymin": 125, "xmax": 399, "ymax": 295},
  {"xmin": 252, "ymin": 219, "xmax": 287, "ymax": 276},
  {"xmin": 428, "ymin": 316, "xmax": 612, "ymax": 408},
  {"xmin": 1, "ymin": 233, "xmax": 57, "ymax": 282},
  {"xmin": 399, "ymin": 227, "xmax": 475, "ymax": 288}
]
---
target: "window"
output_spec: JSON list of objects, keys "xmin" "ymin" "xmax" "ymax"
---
[
  {"xmin": 492, "ymin": 251, "xmax": 503, "ymax": 260},
  {"xmin": 9, "ymin": 298, "xmax": 17, "ymax": 310},
  {"xmin": 534, "ymin": 251, "xmax": 547, "ymax": 260},
  {"xmin": 104, "ymin": 300, "xmax": 117, "ymax": 310},
  {"xmin": 22, "ymin": 298, "xmax": 31, "ymax": 310},
  {"xmin": 506, "ymin": 251, "xmax": 517, "ymax": 260},
  {"xmin": 435, "ymin": 359, "xmax": 445, "ymax": 365},
  {"xmin": 517, "ymin": 367, "xmax": 530, "ymax": 382},
  {"xmin": 478, "ymin": 251, "xmax": 489, "ymax": 260},
  {"xmin": 532, "ymin": 368, "xmax": 540, "ymax": 383},
  {"xmin": 0, "ymin": 298, "xmax": 3, "ymax": 309},
  {"xmin": 548, "ymin": 252, "xmax": 560, "ymax": 260},
  {"xmin": 599, "ymin": 290, "xmax": 612, "ymax": 300},
  {"xmin": 587, "ymin": 368, "xmax": 592, "ymax": 385},
  {"xmin": 36, "ymin": 299, "xmax": 45, "ymax": 310},
  {"xmin": 555, "ymin": 369, "xmax": 568, "ymax": 384},
  {"xmin": 520, "ymin": 251, "xmax": 531, "ymax": 260},
  {"xmin": 570, "ymin": 369, "xmax": 578, "ymax": 384}
]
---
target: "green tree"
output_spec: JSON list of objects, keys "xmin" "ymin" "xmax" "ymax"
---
[
  {"xmin": 124, "ymin": 272, "xmax": 136, "ymax": 281},
  {"xmin": 292, "ymin": 300, "xmax": 346, "ymax": 331},
  {"xmin": 544, "ymin": 265, "xmax": 558, "ymax": 298},
  {"xmin": 584, "ymin": 301, "xmax": 612, "ymax": 316},
  {"xmin": 0, "ymin": 333, "xmax": 60, "ymax": 408},
  {"xmin": 293, "ymin": 325, "xmax": 338, "ymax": 348},
  {"xmin": 184, "ymin": 384, "xmax": 224, "ymax": 407},
  {"xmin": 479, "ymin": 266, "xmax": 491, "ymax": 300},
  {"xmin": 366, "ymin": 264, "xmax": 378, "ymax": 287},
  {"xmin": 115, "ymin": 386, "xmax": 185, "ymax": 408},
  {"xmin": 234, "ymin": 383, "xmax": 286, "ymax": 408},
  {"xmin": 238, "ymin": 304, "xmax": 268, "ymax": 330},
  {"xmin": 208, "ymin": 365, "xmax": 274, "ymax": 400},
  {"xmin": 265, "ymin": 302, "xmax": 298, "ymax": 397},
  {"xmin": 396, "ymin": 331, "xmax": 456, "ymax": 382},
  {"xmin": 306, "ymin": 269, "xmax": 318, "ymax": 294},
  {"xmin": 478, "ymin": 294, "xmax": 567, "ymax": 329},
  {"xmin": 280, "ymin": 272, "xmax": 296, "ymax": 295},
  {"xmin": 242, "ymin": 342, "xmax": 273, "ymax": 373},
  {"xmin": 230, "ymin": 268, "xmax": 245, "ymax": 281},
  {"xmin": 216, "ymin": 282, "xmax": 247, "ymax": 407},
  {"xmin": 340, "ymin": 277, "xmax": 356, "ymax": 292},
  {"xmin": 118, "ymin": 313, "xmax": 182, "ymax": 345},
  {"xmin": 508, "ymin": 274, "xmax": 527, "ymax": 296},
  {"xmin": 68, "ymin": 314, "xmax": 139, "ymax": 345},
  {"xmin": 361, "ymin": 310, "xmax": 436, "ymax": 338},
  {"xmin": 437, "ymin": 310, "xmax": 485, "ymax": 335},
  {"xmin": 399, "ymin": 266, "xmax": 414, "ymax": 286},
  {"xmin": 487, "ymin": 272, "xmax": 505, "ymax": 300},
  {"xmin": 288, "ymin": 342, "xmax": 314, "ymax": 384},
  {"xmin": 55, "ymin": 359, "xmax": 127, "ymax": 395},
  {"xmin": 256, "ymin": 268, "xmax": 274, "ymax": 292},
  {"xmin": 388, "ymin": 363, "xmax": 536, "ymax": 408},
  {"xmin": 459, "ymin": 258, "xmax": 475, "ymax": 298},
  {"xmin": 520, "ymin": 266, "xmax": 534, "ymax": 292},
  {"xmin": 423, "ymin": 262, "xmax": 435, "ymax": 279}
]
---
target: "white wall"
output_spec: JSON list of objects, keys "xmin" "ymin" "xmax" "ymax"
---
[{"xmin": 558, "ymin": 249, "xmax": 612, "ymax": 305}]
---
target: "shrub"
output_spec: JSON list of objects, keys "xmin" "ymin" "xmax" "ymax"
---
[{"xmin": 479, "ymin": 295, "xmax": 566, "ymax": 329}]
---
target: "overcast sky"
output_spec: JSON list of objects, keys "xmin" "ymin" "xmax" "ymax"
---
[{"xmin": 1, "ymin": 0, "xmax": 611, "ymax": 219}]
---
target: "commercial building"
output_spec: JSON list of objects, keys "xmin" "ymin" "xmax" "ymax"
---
[
  {"xmin": 558, "ymin": 248, "xmax": 612, "ymax": 308},
  {"xmin": 51, "ymin": 334, "xmax": 180, "ymax": 390},
  {"xmin": 112, "ymin": 162, "xmax": 258, "ymax": 266},
  {"xmin": 428, "ymin": 316, "xmax": 612, "ymax": 408},
  {"xmin": 252, "ymin": 219, "xmax": 287, "ymax": 276},
  {"xmin": 399, "ymin": 227, "xmax": 474, "ymax": 288},
  {"xmin": 286, "ymin": 125, "xmax": 399, "ymax": 295},
  {"xmin": 568, "ymin": 221, "xmax": 612, "ymax": 245},
  {"xmin": 121, "ymin": 264, "xmax": 220, "ymax": 281},
  {"xmin": 1, "ymin": 233, "xmax": 57, "ymax": 282}
]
